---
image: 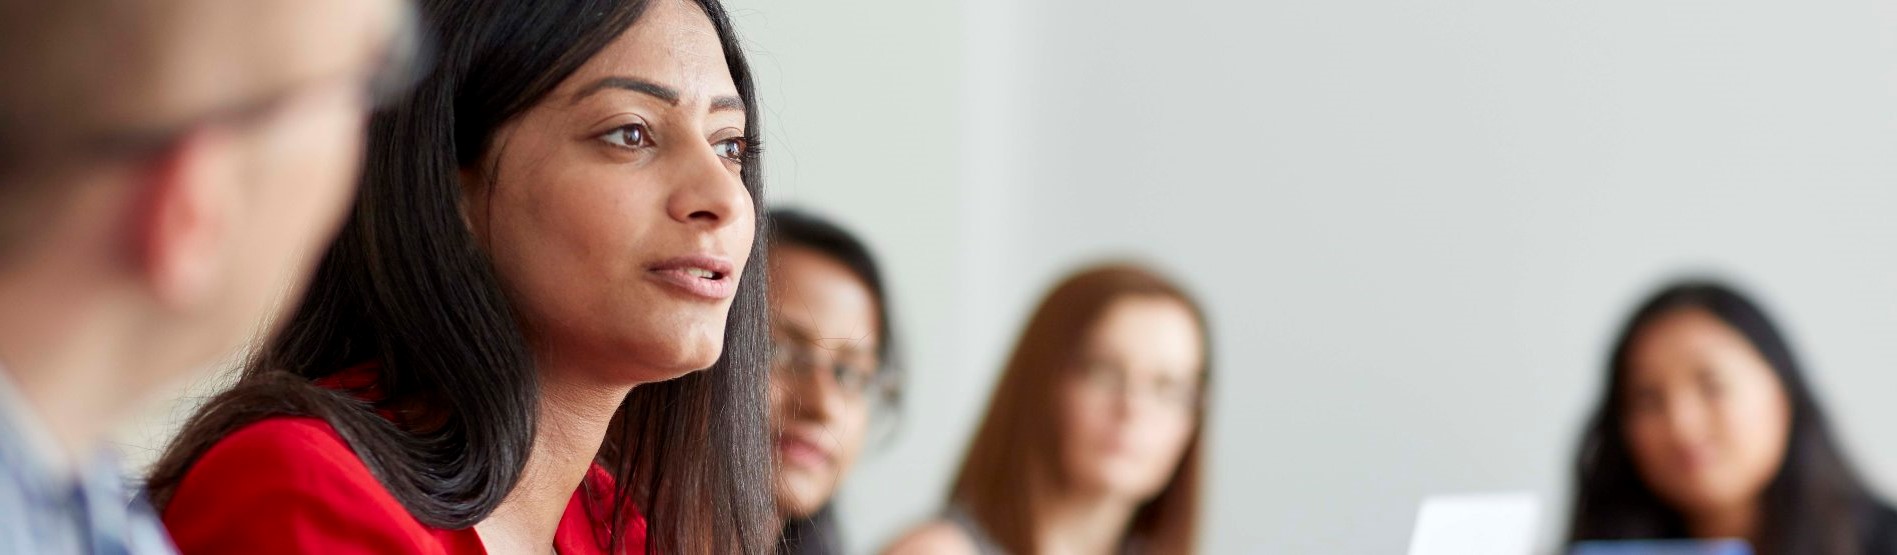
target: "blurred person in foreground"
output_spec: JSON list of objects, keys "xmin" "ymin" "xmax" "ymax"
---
[
  {"xmin": 886, "ymin": 263, "xmax": 1211, "ymax": 555},
  {"xmin": 0, "ymin": 0, "xmax": 416, "ymax": 552},
  {"xmin": 1568, "ymin": 281, "xmax": 1897, "ymax": 555}
]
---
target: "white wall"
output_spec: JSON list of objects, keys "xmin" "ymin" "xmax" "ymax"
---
[{"xmin": 732, "ymin": 0, "xmax": 1897, "ymax": 553}]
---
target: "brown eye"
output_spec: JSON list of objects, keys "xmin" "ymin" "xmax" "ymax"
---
[
  {"xmin": 713, "ymin": 137, "xmax": 747, "ymax": 162},
  {"xmin": 599, "ymin": 124, "xmax": 651, "ymax": 149}
]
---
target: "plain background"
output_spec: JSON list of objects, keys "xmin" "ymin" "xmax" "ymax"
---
[
  {"xmin": 722, "ymin": 0, "xmax": 1897, "ymax": 553},
  {"xmin": 115, "ymin": 0, "xmax": 1897, "ymax": 553}
]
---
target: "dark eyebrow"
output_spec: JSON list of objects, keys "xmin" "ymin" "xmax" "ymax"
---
[
  {"xmin": 710, "ymin": 95, "xmax": 745, "ymax": 113},
  {"xmin": 572, "ymin": 76, "xmax": 680, "ymax": 105},
  {"xmin": 572, "ymin": 76, "xmax": 747, "ymax": 114}
]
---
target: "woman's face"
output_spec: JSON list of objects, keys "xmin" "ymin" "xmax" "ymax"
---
[
  {"xmin": 769, "ymin": 245, "xmax": 881, "ymax": 519},
  {"xmin": 464, "ymin": 0, "xmax": 753, "ymax": 383},
  {"xmin": 1058, "ymin": 295, "xmax": 1204, "ymax": 501},
  {"xmin": 1621, "ymin": 308, "xmax": 1792, "ymax": 519}
]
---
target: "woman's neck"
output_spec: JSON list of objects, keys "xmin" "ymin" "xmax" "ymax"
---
[
  {"xmin": 476, "ymin": 369, "xmax": 633, "ymax": 555},
  {"xmin": 1686, "ymin": 501, "xmax": 1760, "ymax": 544},
  {"xmin": 1033, "ymin": 484, "xmax": 1140, "ymax": 555}
]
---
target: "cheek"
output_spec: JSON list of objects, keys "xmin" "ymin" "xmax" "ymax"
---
[
  {"xmin": 768, "ymin": 374, "xmax": 791, "ymax": 423},
  {"xmin": 1053, "ymin": 388, "xmax": 1096, "ymax": 464},
  {"xmin": 1718, "ymin": 385, "xmax": 1792, "ymax": 473},
  {"xmin": 1622, "ymin": 416, "xmax": 1677, "ymax": 476},
  {"xmin": 831, "ymin": 405, "xmax": 875, "ymax": 469},
  {"xmin": 1135, "ymin": 410, "xmax": 1196, "ymax": 470},
  {"xmin": 1058, "ymin": 386, "xmax": 1107, "ymax": 441},
  {"xmin": 503, "ymin": 168, "xmax": 643, "ymax": 261},
  {"xmin": 1150, "ymin": 411, "xmax": 1196, "ymax": 452},
  {"xmin": 254, "ymin": 109, "xmax": 362, "ymax": 241},
  {"xmin": 235, "ymin": 110, "xmax": 363, "ymax": 311},
  {"xmin": 489, "ymin": 162, "xmax": 654, "ymax": 320}
]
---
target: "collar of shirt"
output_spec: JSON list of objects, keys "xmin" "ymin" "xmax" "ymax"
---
[
  {"xmin": 0, "ymin": 359, "xmax": 178, "ymax": 554},
  {"xmin": 0, "ymin": 362, "xmax": 81, "ymax": 490}
]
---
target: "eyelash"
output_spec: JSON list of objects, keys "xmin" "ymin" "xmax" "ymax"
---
[
  {"xmin": 596, "ymin": 123, "xmax": 755, "ymax": 165},
  {"xmin": 597, "ymin": 123, "xmax": 652, "ymax": 150}
]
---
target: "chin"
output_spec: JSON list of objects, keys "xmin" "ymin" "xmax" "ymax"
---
[
  {"xmin": 676, "ymin": 340, "xmax": 728, "ymax": 372},
  {"xmin": 1096, "ymin": 464, "xmax": 1170, "ymax": 499},
  {"xmin": 626, "ymin": 331, "xmax": 729, "ymax": 381},
  {"xmin": 775, "ymin": 481, "xmax": 827, "ymax": 518}
]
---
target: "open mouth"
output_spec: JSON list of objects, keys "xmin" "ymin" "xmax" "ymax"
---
[
  {"xmin": 680, "ymin": 267, "xmax": 726, "ymax": 281},
  {"xmin": 647, "ymin": 255, "xmax": 737, "ymax": 300}
]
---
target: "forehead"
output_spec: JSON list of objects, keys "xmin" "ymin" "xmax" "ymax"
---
[
  {"xmin": 1086, "ymin": 296, "xmax": 1204, "ymax": 373},
  {"xmin": 563, "ymin": 0, "xmax": 736, "ymax": 100},
  {"xmin": 771, "ymin": 247, "xmax": 881, "ymax": 349},
  {"xmin": 1625, "ymin": 309, "xmax": 1755, "ymax": 376}
]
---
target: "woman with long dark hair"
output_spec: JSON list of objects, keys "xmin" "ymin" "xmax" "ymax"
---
[
  {"xmin": 765, "ymin": 209, "xmax": 904, "ymax": 555},
  {"xmin": 1568, "ymin": 281, "xmax": 1897, "ymax": 555},
  {"xmin": 147, "ymin": 0, "xmax": 773, "ymax": 553},
  {"xmin": 887, "ymin": 263, "xmax": 1210, "ymax": 555}
]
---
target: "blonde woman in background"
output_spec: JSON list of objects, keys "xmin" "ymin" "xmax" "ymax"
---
[{"xmin": 887, "ymin": 263, "xmax": 1210, "ymax": 555}]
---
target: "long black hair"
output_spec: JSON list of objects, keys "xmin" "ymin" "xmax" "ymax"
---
[
  {"xmin": 1568, "ymin": 281, "xmax": 1874, "ymax": 555},
  {"xmin": 766, "ymin": 208, "xmax": 904, "ymax": 555},
  {"xmin": 147, "ymin": 1, "xmax": 773, "ymax": 553}
]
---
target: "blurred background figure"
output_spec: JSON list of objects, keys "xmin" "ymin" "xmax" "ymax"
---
[
  {"xmin": 1567, "ymin": 282, "xmax": 1897, "ymax": 555},
  {"xmin": 769, "ymin": 208, "xmax": 906, "ymax": 554},
  {"xmin": 885, "ymin": 263, "xmax": 1210, "ymax": 555},
  {"xmin": 0, "ymin": 0, "xmax": 411, "ymax": 552}
]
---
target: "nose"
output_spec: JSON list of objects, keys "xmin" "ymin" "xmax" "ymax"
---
[
  {"xmin": 664, "ymin": 145, "xmax": 752, "ymax": 229},
  {"xmin": 1108, "ymin": 381, "xmax": 1142, "ymax": 421},
  {"xmin": 1662, "ymin": 394, "xmax": 1710, "ymax": 442}
]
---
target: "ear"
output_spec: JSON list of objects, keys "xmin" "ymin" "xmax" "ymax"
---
[
  {"xmin": 458, "ymin": 166, "xmax": 488, "ymax": 242},
  {"xmin": 133, "ymin": 127, "xmax": 240, "ymax": 310}
]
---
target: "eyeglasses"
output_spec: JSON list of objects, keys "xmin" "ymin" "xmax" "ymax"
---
[
  {"xmin": 772, "ymin": 337, "xmax": 895, "ymax": 407},
  {"xmin": 1073, "ymin": 359, "xmax": 1204, "ymax": 410}
]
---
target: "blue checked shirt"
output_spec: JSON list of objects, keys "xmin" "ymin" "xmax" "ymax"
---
[{"xmin": 0, "ymin": 371, "xmax": 175, "ymax": 555}]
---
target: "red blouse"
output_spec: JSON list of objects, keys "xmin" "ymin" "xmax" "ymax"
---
[{"xmin": 160, "ymin": 368, "xmax": 645, "ymax": 554}]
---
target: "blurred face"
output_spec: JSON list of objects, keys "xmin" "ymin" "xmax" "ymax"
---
[
  {"xmin": 1621, "ymin": 308, "xmax": 1792, "ymax": 518},
  {"xmin": 769, "ymin": 245, "xmax": 882, "ymax": 518},
  {"xmin": 1057, "ymin": 295, "xmax": 1204, "ymax": 500},
  {"xmin": 202, "ymin": 0, "xmax": 406, "ymax": 355},
  {"xmin": 466, "ymin": 0, "xmax": 754, "ymax": 383}
]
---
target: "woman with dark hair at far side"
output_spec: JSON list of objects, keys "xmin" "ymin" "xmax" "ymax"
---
[
  {"xmin": 1568, "ymin": 281, "xmax": 1897, "ymax": 555},
  {"xmin": 148, "ymin": 0, "xmax": 775, "ymax": 553},
  {"xmin": 766, "ymin": 208, "xmax": 906, "ymax": 554}
]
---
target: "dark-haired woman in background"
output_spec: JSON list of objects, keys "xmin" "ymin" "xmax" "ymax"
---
[
  {"xmin": 148, "ymin": 0, "xmax": 773, "ymax": 553},
  {"xmin": 1568, "ymin": 281, "xmax": 1897, "ymax": 555},
  {"xmin": 887, "ymin": 263, "xmax": 1209, "ymax": 555},
  {"xmin": 767, "ymin": 209, "xmax": 904, "ymax": 554}
]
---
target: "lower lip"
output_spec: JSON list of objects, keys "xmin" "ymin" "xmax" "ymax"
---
[
  {"xmin": 777, "ymin": 438, "xmax": 831, "ymax": 469},
  {"xmin": 647, "ymin": 269, "xmax": 736, "ymax": 300}
]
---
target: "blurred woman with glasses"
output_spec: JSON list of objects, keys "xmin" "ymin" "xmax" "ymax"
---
[
  {"xmin": 767, "ymin": 209, "xmax": 905, "ymax": 555},
  {"xmin": 887, "ymin": 263, "xmax": 1211, "ymax": 555}
]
